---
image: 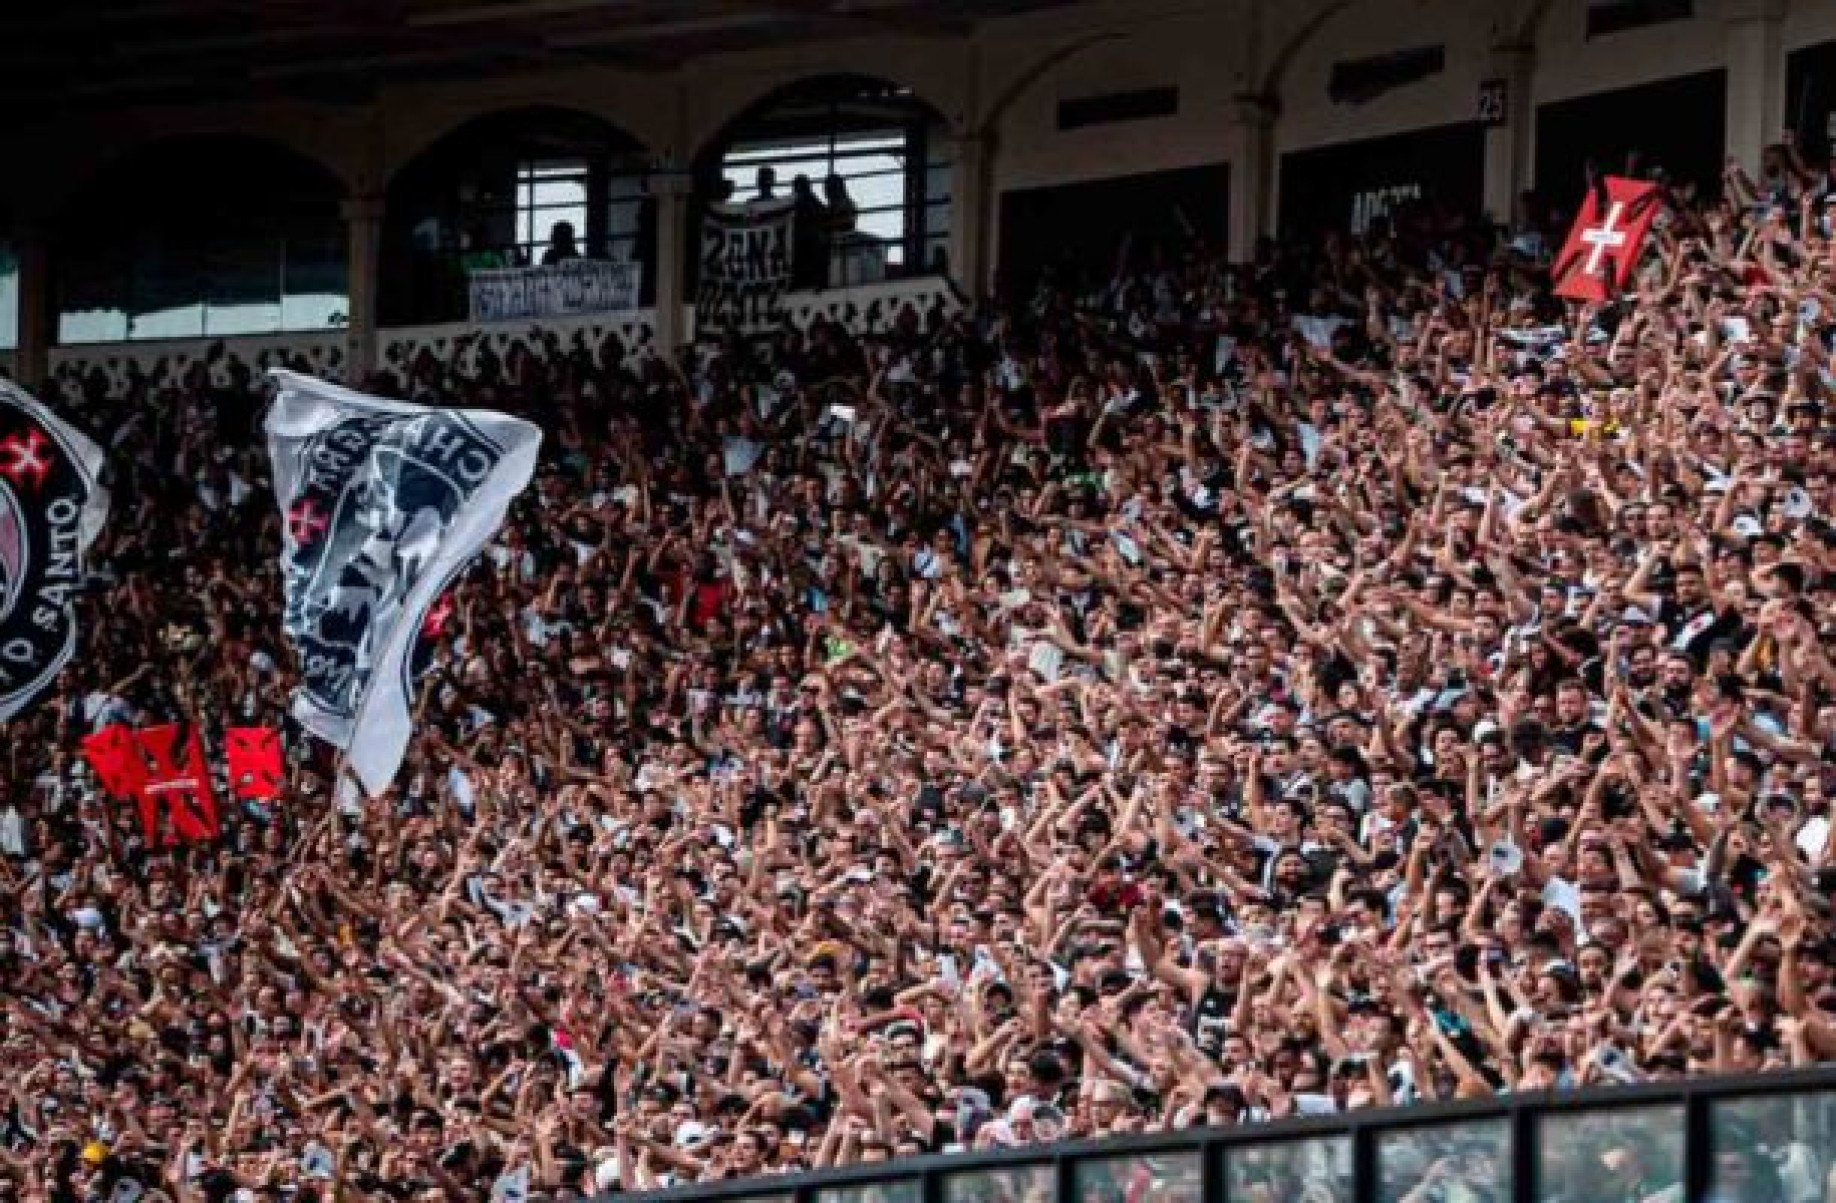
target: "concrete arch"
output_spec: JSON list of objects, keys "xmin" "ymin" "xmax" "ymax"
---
[
  {"xmin": 34, "ymin": 114, "xmax": 359, "ymax": 215},
  {"xmin": 972, "ymin": 30, "xmax": 1126, "ymax": 138},
  {"xmin": 1508, "ymin": 0, "xmax": 1560, "ymax": 47},
  {"xmin": 383, "ymin": 101, "xmax": 660, "ymax": 193},
  {"xmin": 687, "ymin": 70, "xmax": 954, "ymax": 173},
  {"xmin": 1258, "ymin": 0, "xmax": 1367, "ymax": 101},
  {"xmin": 684, "ymin": 52, "xmax": 966, "ymax": 171}
]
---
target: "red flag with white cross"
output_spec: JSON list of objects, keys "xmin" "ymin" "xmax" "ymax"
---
[
  {"xmin": 1552, "ymin": 175, "xmax": 1664, "ymax": 302},
  {"xmin": 81, "ymin": 725, "xmax": 145, "ymax": 800},
  {"xmin": 225, "ymin": 726, "xmax": 285, "ymax": 801},
  {"xmin": 133, "ymin": 723, "xmax": 221, "ymax": 846}
]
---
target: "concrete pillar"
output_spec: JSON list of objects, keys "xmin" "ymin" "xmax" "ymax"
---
[
  {"xmin": 650, "ymin": 169, "xmax": 695, "ymax": 355},
  {"xmin": 1228, "ymin": 93, "xmax": 1278, "ymax": 263},
  {"xmin": 1723, "ymin": 0, "xmax": 1786, "ymax": 174},
  {"xmin": 340, "ymin": 194, "xmax": 384, "ymax": 383},
  {"xmin": 950, "ymin": 130, "xmax": 994, "ymax": 297},
  {"xmin": 1481, "ymin": 43, "xmax": 1536, "ymax": 229},
  {"xmin": 13, "ymin": 226, "xmax": 50, "ymax": 388}
]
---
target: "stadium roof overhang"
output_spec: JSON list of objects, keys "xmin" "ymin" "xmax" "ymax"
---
[{"xmin": 8, "ymin": 0, "xmax": 1083, "ymax": 108}]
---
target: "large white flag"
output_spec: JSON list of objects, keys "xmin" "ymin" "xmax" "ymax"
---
[
  {"xmin": 0, "ymin": 381, "xmax": 110, "ymax": 722},
  {"xmin": 265, "ymin": 370, "xmax": 539, "ymax": 796}
]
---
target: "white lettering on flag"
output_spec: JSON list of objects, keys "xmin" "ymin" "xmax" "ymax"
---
[{"xmin": 266, "ymin": 370, "xmax": 540, "ymax": 796}]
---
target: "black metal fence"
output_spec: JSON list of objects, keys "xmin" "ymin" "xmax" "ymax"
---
[{"xmin": 610, "ymin": 1067, "xmax": 1836, "ymax": 1203}]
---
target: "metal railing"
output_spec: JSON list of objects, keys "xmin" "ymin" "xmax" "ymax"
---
[{"xmin": 608, "ymin": 1066, "xmax": 1836, "ymax": 1203}]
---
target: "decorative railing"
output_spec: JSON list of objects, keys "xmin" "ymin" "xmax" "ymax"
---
[
  {"xmin": 43, "ymin": 330, "xmax": 348, "ymax": 395},
  {"xmin": 25, "ymin": 274, "xmax": 964, "ymax": 394},
  {"xmin": 376, "ymin": 310, "xmax": 660, "ymax": 382},
  {"xmin": 713, "ymin": 276, "xmax": 964, "ymax": 338},
  {"xmin": 604, "ymin": 1067, "xmax": 1836, "ymax": 1203}
]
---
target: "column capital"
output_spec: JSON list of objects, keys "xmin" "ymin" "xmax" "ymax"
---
[
  {"xmin": 339, "ymin": 194, "xmax": 385, "ymax": 225},
  {"xmin": 645, "ymin": 165, "xmax": 696, "ymax": 200},
  {"xmin": 949, "ymin": 128, "xmax": 993, "ymax": 154},
  {"xmin": 1231, "ymin": 92, "xmax": 1280, "ymax": 125},
  {"xmin": 1487, "ymin": 40, "xmax": 1535, "ymax": 66}
]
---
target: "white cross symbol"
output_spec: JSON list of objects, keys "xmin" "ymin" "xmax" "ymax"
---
[{"xmin": 1580, "ymin": 200, "xmax": 1628, "ymax": 277}]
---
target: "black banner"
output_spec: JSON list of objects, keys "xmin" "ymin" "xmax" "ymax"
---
[{"xmin": 696, "ymin": 199, "xmax": 795, "ymax": 332}]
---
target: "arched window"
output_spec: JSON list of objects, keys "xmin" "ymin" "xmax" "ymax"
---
[
  {"xmin": 383, "ymin": 107, "xmax": 653, "ymax": 326},
  {"xmin": 52, "ymin": 137, "xmax": 347, "ymax": 345},
  {"xmin": 695, "ymin": 74, "xmax": 953, "ymax": 290}
]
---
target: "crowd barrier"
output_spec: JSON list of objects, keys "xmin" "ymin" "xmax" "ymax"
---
[{"xmin": 610, "ymin": 1067, "xmax": 1836, "ymax": 1203}]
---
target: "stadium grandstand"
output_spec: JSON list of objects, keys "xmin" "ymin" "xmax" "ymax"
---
[{"xmin": 5, "ymin": 0, "xmax": 1836, "ymax": 1200}]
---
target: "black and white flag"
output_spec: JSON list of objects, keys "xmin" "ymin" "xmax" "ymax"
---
[
  {"xmin": 0, "ymin": 381, "xmax": 109, "ymax": 722},
  {"xmin": 266, "ymin": 370, "xmax": 539, "ymax": 796},
  {"xmin": 697, "ymin": 198, "xmax": 795, "ymax": 330}
]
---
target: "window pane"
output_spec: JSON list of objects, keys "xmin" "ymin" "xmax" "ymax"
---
[
  {"xmin": 1538, "ymin": 1105, "xmax": 1683, "ymax": 1203},
  {"xmin": 129, "ymin": 304, "xmax": 205, "ymax": 341},
  {"xmin": 815, "ymin": 1182, "xmax": 923, "ymax": 1203},
  {"xmin": 1379, "ymin": 1119, "xmax": 1512, "ymax": 1203},
  {"xmin": 51, "ymin": 137, "xmax": 344, "ymax": 342},
  {"xmin": 944, "ymin": 1164, "xmax": 1054, "ymax": 1203},
  {"xmin": 281, "ymin": 228, "xmax": 348, "ymax": 330},
  {"xmin": 1228, "ymin": 1136, "xmax": 1352, "ymax": 1202},
  {"xmin": 531, "ymin": 179, "xmax": 586, "ymax": 208},
  {"xmin": 58, "ymin": 310, "xmax": 130, "ymax": 345},
  {"xmin": 1711, "ymin": 1090, "xmax": 1836, "ymax": 1203},
  {"xmin": 1073, "ymin": 1150, "xmax": 1201, "ymax": 1203},
  {"xmin": 704, "ymin": 78, "xmax": 948, "ymax": 289},
  {"xmin": 0, "ymin": 243, "xmax": 16, "ymax": 351},
  {"xmin": 516, "ymin": 158, "xmax": 588, "ymax": 259},
  {"xmin": 202, "ymin": 229, "xmax": 283, "ymax": 336}
]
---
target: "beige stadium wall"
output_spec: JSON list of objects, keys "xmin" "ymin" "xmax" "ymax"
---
[
  {"xmin": 677, "ymin": 37, "xmax": 973, "ymax": 161},
  {"xmin": 8, "ymin": 0, "xmax": 1836, "ymax": 215},
  {"xmin": 1530, "ymin": 0, "xmax": 1726, "ymax": 108},
  {"xmin": 1271, "ymin": 0, "xmax": 1495, "ymax": 156},
  {"xmin": 976, "ymin": 1, "xmax": 1243, "ymax": 193},
  {"xmin": 974, "ymin": 0, "xmax": 1250, "ymax": 266},
  {"xmin": 1784, "ymin": 0, "xmax": 1836, "ymax": 50},
  {"xmin": 374, "ymin": 66, "xmax": 685, "ymax": 190},
  {"xmin": 8, "ymin": 0, "xmax": 1836, "ymax": 380}
]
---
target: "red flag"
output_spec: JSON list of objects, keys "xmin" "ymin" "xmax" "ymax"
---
[
  {"xmin": 225, "ymin": 727, "xmax": 284, "ymax": 801},
  {"xmin": 81, "ymin": 725, "xmax": 145, "ymax": 800},
  {"xmin": 1552, "ymin": 176, "xmax": 1664, "ymax": 302},
  {"xmin": 134, "ymin": 724, "xmax": 221, "ymax": 846},
  {"xmin": 421, "ymin": 593, "xmax": 455, "ymax": 641}
]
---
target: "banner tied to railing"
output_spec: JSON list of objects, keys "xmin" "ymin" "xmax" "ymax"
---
[
  {"xmin": 468, "ymin": 260, "xmax": 643, "ymax": 324},
  {"xmin": 697, "ymin": 199, "xmax": 795, "ymax": 331}
]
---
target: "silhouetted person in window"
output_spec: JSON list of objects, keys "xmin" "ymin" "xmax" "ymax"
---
[
  {"xmin": 823, "ymin": 174, "xmax": 858, "ymax": 235},
  {"xmin": 752, "ymin": 167, "xmax": 778, "ymax": 206},
  {"xmin": 824, "ymin": 173, "xmax": 869, "ymax": 285},
  {"xmin": 542, "ymin": 221, "xmax": 581, "ymax": 265},
  {"xmin": 790, "ymin": 173, "xmax": 828, "ymax": 290}
]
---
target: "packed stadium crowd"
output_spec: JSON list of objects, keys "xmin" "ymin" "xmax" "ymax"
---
[{"xmin": 5, "ymin": 146, "xmax": 1836, "ymax": 1203}]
